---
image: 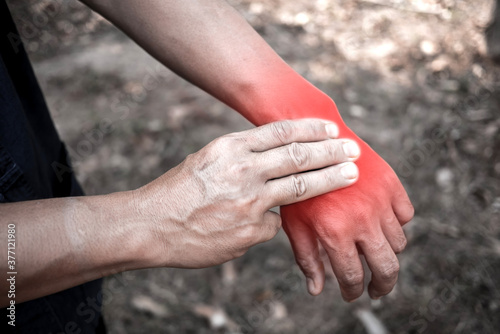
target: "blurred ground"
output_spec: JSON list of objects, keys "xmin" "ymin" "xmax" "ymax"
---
[{"xmin": 7, "ymin": 0, "xmax": 500, "ymax": 333}]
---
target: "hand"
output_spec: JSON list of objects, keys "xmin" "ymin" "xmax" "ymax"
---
[
  {"xmin": 281, "ymin": 126, "xmax": 414, "ymax": 301},
  {"xmin": 135, "ymin": 119, "xmax": 361, "ymax": 268}
]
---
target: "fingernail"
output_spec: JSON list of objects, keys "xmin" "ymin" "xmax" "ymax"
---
[
  {"xmin": 343, "ymin": 140, "xmax": 360, "ymax": 158},
  {"xmin": 341, "ymin": 163, "xmax": 358, "ymax": 179},
  {"xmin": 307, "ymin": 278, "xmax": 316, "ymax": 294},
  {"xmin": 325, "ymin": 123, "xmax": 339, "ymax": 138}
]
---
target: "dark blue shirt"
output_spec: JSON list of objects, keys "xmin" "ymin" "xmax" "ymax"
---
[
  {"xmin": 0, "ymin": 0, "xmax": 83, "ymax": 203},
  {"xmin": 1, "ymin": 1, "xmax": 104, "ymax": 332}
]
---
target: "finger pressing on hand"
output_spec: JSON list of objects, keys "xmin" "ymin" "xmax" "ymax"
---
[
  {"xmin": 359, "ymin": 236, "xmax": 400, "ymax": 300},
  {"xmin": 322, "ymin": 239, "xmax": 365, "ymax": 302},
  {"xmin": 259, "ymin": 139, "xmax": 360, "ymax": 180},
  {"xmin": 267, "ymin": 162, "xmax": 359, "ymax": 208},
  {"xmin": 282, "ymin": 220, "xmax": 325, "ymax": 295},
  {"xmin": 245, "ymin": 119, "xmax": 339, "ymax": 152}
]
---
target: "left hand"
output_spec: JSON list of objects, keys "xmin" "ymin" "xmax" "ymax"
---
[{"xmin": 281, "ymin": 128, "xmax": 414, "ymax": 301}]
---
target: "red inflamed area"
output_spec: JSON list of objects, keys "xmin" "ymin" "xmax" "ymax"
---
[{"xmin": 228, "ymin": 65, "xmax": 415, "ymax": 299}]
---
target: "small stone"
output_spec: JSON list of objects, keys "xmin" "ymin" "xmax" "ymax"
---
[
  {"xmin": 193, "ymin": 305, "xmax": 230, "ymax": 329},
  {"xmin": 271, "ymin": 301, "xmax": 288, "ymax": 320},
  {"xmin": 431, "ymin": 56, "xmax": 451, "ymax": 72},
  {"xmin": 211, "ymin": 311, "xmax": 227, "ymax": 328},
  {"xmin": 249, "ymin": 3, "xmax": 264, "ymax": 14},
  {"xmin": 436, "ymin": 168, "xmax": 454, "ymax": 191},
  {"xmin": 294, "ymin": 12, "xmax": 310, "ymax": 25},
  {"xmin": 131, "ymin": 295, "xmax": 169, "ymax": 317},
  {"xmin": 420, "ymin": 40, "xmax": 438, "ymax": 56},
  {"xmin": 472, "ymin": 64, "xmax": 484, "ymax": 78},
  {"xmin": 349, "ymin": 104, "xmax": 367, "ymax": 118}
]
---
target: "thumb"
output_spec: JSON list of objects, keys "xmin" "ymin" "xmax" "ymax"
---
[{"xmin": 256, "ymin": 211, "xmax": 282, "ymax": 244}]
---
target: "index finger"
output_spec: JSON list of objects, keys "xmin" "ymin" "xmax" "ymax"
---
[
  {"xmin": 245, "ymin": 119, "xmax": 339, "ymax": 152},
  {"xmin": 392, "ymin": 188, "xmax": 415, "ymax": 226}
]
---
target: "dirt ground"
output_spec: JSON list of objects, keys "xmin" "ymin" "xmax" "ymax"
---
[{"xmin": 7, "ymin": 0, "xmax": 500, "ymax": 333}]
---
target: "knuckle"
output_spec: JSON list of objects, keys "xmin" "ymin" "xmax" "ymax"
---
[
  {"xmin": 394, "ymin": 236, "xmax": 407, "ymax": 254},
  {"xmin": 291, "ymin": 174, "xmax": 307, "ymax": 198},
  {"xmin": 288, "ymin": 142, "xmax": 310, "ymax": 168},
  {"xmin": 271, "ymin": 121, "xmax": 293, "ymax": 145},
  {"xmin": 406, "ymin": 201, "xmax": 415, "ymax": 220},
  {"xmin": 213, "ymin": 135, "xmax": 236, "ymax": 150},
  {"xmin": 339, "ymin": 272, "xmax": 364, "ymax": 288},
  {"xmin": 350, "ymin": 210, "xmax": 376, "ymax": 235},
  {"xmin": 184, "ymin": 152, "xmax": 197, "ymax": 165},
  {"xmin": 379, "ymin": 261, "xmax": 400, "ymax": 280},
  {"xmin": 395, "ymin": 202, "xmax": 414, "ymax": 225},
  {"xmin": 233, "ymin": 197, "xmax": 259, "ymax": 216},
  {"xmin": 228, "ymin": 159, "xmax": 252, "ymax": 178}
]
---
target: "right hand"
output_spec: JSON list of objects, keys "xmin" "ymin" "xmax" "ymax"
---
[{"xmin": 135, "ymin": 119, "xmax": 360, "ymax": 268}]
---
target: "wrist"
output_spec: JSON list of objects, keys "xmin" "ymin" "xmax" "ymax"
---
[
  {"xmin": 89, "ymin": 190, "xmax": 157, "ymax": 273},
  {"xmin": 233, "ymin": 67, "xmax": 346, "ymax": 127},
  {"xmin": 127, "ymin": 183, "xmax": 182, "ymax": 269}
]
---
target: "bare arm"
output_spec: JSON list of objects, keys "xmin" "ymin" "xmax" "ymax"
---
[
  {"xmin": 79, "ymin": 0, "xmax": 414, "ymax": 300},
  {"xmin": 0, "ymin": 191, "xmax": 148, "ymax": 307},
  {"xmin": 0, "ymin": 119, "xmax": 357, "ymax": 307},
  {"xmin": 80, "ymin": 0, "xmax": 299, "ymax": 124}
]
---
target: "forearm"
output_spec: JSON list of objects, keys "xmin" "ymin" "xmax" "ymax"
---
[
  {"xmin": 77, "ymin": 1, "xmax": 414, "ymax": 300},
  {"xmin": 0, "ymin": 191, "xmax": 149, "ymax": 307},
  {"xmin": 81, "ymin": 0, "xmax": 342, "ymax": 127}
]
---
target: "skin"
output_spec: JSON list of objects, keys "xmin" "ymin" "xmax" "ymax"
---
[
  {"xmin": 80, "ymin": 0, "xmax": 414, "ymax": 300},
  {"xmin": 0, "ymin": 119, "xmax": 360, "ymax": 307},
  {"xmin": 1, "ymin": 0, "xmax": 414, "ymax": 306}
]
